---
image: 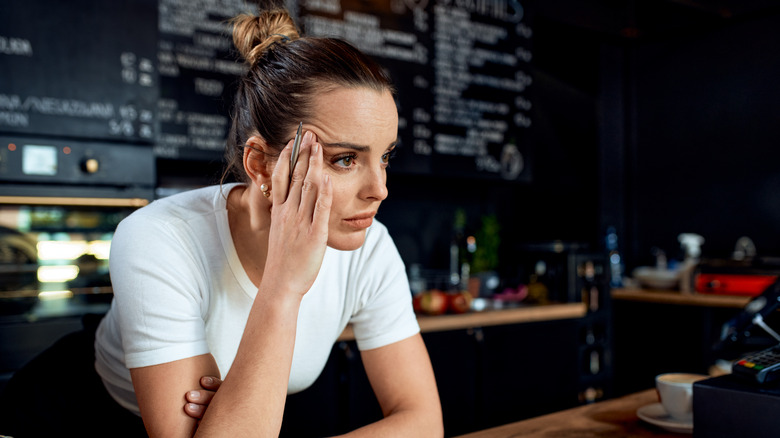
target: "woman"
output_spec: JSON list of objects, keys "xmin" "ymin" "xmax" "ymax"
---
[{"xmin": 94, "ymin": 4, "xmax": 442, "ymax": 438}]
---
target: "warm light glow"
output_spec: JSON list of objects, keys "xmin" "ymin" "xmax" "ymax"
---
[
  {"xmin": 87, "ymin": 240, "xmax": 111, "ymax": 260},
  {"xmin": 37, "ymin": 240, "xmax": 89, "ymax": 260},
  {"xmin": 8, "ymin": 143, "xmax": 17, "ymax": 151},
  {"xmin": 466, "ymin": 235, "xmax": 477, "ymax": 253},
  {"xmin": 36, "ymin": 239, "xmax": 112, "ymax": 261},
  {"xmin": 38, "ymin": 290, "xmax": 74, "ymax": 300},
  {"xmin": 37, "ymin": 265, "xmax": 79, "ymax": 282}
]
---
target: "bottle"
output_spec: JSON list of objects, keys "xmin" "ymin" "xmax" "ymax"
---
[
  {"xmin": 678, "ymin": 233, "xmax": 704, "ymax": 293},
  {"xmin": 581, "ymin": 260, "xmax": 599, "ymax": 312},
  {"xmin": 526, "ymin": 260, "xmax": 549, "ymax": 304},
  {"xmin": 605, "ymin": 226, "xmax": 623, "ymax": 288},
  {"xmin": 408, "ymin": 263, "xmax": 426, "ymax": 296},
  {"xmin": 450, "ymin": 209, "xmax": 467, "ymax": 290}
]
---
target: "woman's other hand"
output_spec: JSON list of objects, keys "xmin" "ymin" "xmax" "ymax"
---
[{"xmin": 183, "ymin": 376, "xmax": 222, "ymax": 420}]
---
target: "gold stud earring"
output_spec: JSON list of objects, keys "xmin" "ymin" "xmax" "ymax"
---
[{"xmin": 260, "ymin": 183, "xmax": 271, "ymax": 198}]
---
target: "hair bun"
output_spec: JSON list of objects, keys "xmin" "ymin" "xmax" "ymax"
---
[{"xmin": 231, "ymin": 10, "xmax": 299, "ymax": 65}]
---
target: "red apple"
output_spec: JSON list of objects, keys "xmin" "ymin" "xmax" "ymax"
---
[
  {"xmin": 448, "ymin": 291, "xmax": 473, "ymax": 314},
  {"xmin": 418, "ymin": 289, "xmax": 448, "ymax": 315},
  {"xmin": 412, "ymin": 293, "xmax": 423, "ymax": 313}
]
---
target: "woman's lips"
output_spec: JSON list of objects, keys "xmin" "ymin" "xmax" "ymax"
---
[{"xmin": 343, "ymin": 213, "xmax": 375, "ymax": 229}]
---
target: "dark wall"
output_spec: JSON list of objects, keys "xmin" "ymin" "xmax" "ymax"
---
[
  {"xmin": 628, "ymin": 9, "xmax": 780, "ymax": 266},
  {"xmin": 520, "ymin": 0, "xmax": 780, "ymax": 273}
]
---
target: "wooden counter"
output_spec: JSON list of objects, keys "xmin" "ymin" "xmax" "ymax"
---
[
  {"xmin": 338, "ymin": 302, "xmax": 586, "ymax": 341},
  {"xmin": 612, "ymin": 287, "xmax": 751, "ymax": 308},
  {"xmin": 454, "ymin": 389, "xmax": 681, "ymax": 437}
]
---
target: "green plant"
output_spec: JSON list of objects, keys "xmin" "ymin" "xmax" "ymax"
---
[{"xmin": 472, "ymin": 214, "xmax": 500, "ymax": 273}]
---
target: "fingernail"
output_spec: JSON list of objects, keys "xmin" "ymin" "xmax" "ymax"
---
[
  {"xmin": 188, "ymin": 391, "xmax": 200, "ymax": 401},
  {"xmin": 186, "ymin": 403, "xmax": 198, "ymax": 412},
  {"xmin": 203, "ymin": 376, "xmax": 214, "ymax": 385}
]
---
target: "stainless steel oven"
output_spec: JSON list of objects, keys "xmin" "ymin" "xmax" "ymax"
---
[
  {"xmin": 0, "ymin": 135, "xmax": 154, "ymax": 391},
  {"xmin": 0, "ymin": 134, "xmax": 154, "ymax": 315}
]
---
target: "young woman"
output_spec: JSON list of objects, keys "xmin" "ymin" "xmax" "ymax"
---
[{"xmin": 93, "ymin": 5, "xmax": 442, "ymax": 438}]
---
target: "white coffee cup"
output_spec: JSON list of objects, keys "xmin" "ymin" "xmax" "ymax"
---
[{"xmin": 655, "ymin": 373, "xmax": 709, "ymax": 421}]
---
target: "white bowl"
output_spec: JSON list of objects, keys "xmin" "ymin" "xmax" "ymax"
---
[{"xmin": 633, "ymin": 267, "xmax": 680, "ymax": 290}]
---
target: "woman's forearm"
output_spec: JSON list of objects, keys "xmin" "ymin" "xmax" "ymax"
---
[
  {"xmin": 335, "ymin": 408, "xmax": 444, "ymax": 438},
  {"xmin": 194, "ymin": 291, "xmax": 303, "ymax": 437}
]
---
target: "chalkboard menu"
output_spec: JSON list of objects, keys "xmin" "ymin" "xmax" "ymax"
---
[
  {"xmin": 1, "ymin": 0, "xmax": 532, "ymax": 182},
  {"xmin": 0, "ymin": 0, "xmax": 158, "ymax": 144},
  {"xmin": 154, "ymin": 0, "xmax": 254, "ymax": 160},
  {"xmin": 154, "ymin": 0, "xmax": 532, "ymax": 181},
  {"xmin": 302, "ymin": 0, "xmax": 533, "ymax": 182}
]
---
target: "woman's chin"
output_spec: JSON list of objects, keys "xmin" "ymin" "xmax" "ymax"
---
[{"xmin": 327, "ymin": 231, "xmax": 367, "ymax": 251}]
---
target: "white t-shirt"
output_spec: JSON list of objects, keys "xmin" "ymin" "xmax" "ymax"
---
[{"xmin": 94, "ymin": 183, "xmax": 419, "ymax": 415}]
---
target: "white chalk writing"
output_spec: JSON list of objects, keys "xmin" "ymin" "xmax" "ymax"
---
[
  {"xmin": 304, "ymin": 15, "xmax": 428, "ymax": 65},
  {"xmin": 0, "ymin": 36, "xmax": 33, "ymax": 56},
  {"xmin": 0, "ymin": 94, "xmax": 114, "ymax": 119}
]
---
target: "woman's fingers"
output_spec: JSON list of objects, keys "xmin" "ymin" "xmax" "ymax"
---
[
  {"xmin": 199, "ymin": 375, "xmax": 222, "ymax": 391},
  {"xmin": 183, "ymin": 376, "xmax": 221, "ymax": 419},
  {"xmin": 271, "ymin": 130, "xmax": 316, "ymax": 206},
  {"xmin": 185, "ymin": 389, "xmax": 216, "ymax": 405},
  {"xmin": 271, "ymin": 139, "xmax": 293, "ymax": 205},
  {"xmin": 312, "ymin": 173, "xmax": 332, "ymax": 236},
  {"xmin": 184, "ymin": 401, "xmax": 205, "ymax": 419},
  {"xmin": 261, "ymin": 128, "xmax": 330, "ymax": 297},
  {"xmin": 284, "ymin": 131, "xmax": 315, "ymax": 208},
  {"xmin": 298, "ymin": 140, "xmax": 324, "ymax": 218}
]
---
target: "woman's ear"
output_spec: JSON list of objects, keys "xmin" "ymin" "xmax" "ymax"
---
[{"xmin": 243, "ymin": 136, "xmax": 273, "ymax": 183}]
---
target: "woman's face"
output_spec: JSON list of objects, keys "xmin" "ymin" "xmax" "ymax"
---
[{"xmin": 303, "ymin": 87, "xmax": 398, "ymax": 251}]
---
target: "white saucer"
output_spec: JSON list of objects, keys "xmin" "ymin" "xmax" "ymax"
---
[{"xmin": 636, "ymin": 402, "xmax": 693, "ymax": 434}]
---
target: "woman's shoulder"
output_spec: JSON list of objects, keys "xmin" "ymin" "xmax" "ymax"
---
[
  {"xmin": 123, "ymin": 184, "xmax": 235, "ymax": 226},
  {"xmin": 113, "ymin": 184, "xmax": 236, "ymax": 248}
]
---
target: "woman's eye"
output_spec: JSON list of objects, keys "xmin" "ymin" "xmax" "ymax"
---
[
  {"xmin": 382, "ymin": 149, "xmax": 396, "ymax": 165},
  {"xmin": 335, "ymin": 155, "xmax": 355, "ymax": 167}
]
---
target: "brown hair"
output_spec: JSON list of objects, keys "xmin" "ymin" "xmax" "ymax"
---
[{"xmin": 222, "ymin": 7, "xmax": 395, "ymax": 183}]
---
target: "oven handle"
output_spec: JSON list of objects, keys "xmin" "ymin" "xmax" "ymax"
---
[{"xmin": 0, "ymin": 196, "xmax": 149, "ymax": 207}]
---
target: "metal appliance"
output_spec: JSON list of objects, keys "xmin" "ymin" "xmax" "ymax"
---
[{"xmin": 0, "ymin": 0, "xmax": 158, "ymax": 391}]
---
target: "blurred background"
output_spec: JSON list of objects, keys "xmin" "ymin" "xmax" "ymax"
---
[{"xmin": 2, "ymin": 0, "xmax": 779, "ymax": 436}]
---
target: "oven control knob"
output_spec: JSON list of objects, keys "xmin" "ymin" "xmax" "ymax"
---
[{"xmin": 82, "ymin": 158, "xmax": 99, "ymax": 174}]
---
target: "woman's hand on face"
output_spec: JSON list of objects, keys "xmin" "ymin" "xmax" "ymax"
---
[
  {"xmin": 263, "ymin": 130, "xmax": 332, "ymax": 298},
  {"xmin": 184, "ymin": 375, "xmax": 222, "ymax": 419}
]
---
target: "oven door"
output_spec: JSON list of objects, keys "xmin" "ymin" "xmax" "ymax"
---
[
  {"xmin": 0, "ymin": 199, "xmax": 145, "ymax": 317},
  {"xmin": 0, "ymin": 196, "xmax": 147, "ymax": 392}
]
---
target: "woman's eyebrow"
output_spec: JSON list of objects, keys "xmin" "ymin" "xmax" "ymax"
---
[
  {"xmin": 320, "ymin": 142, "xmax": 370, "ymax": 152},
  {"xmin": 321, "ymin": 140, "xmax": 400, "ymax": 151}
]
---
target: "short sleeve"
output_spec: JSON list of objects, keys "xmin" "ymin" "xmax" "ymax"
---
[
  {"xmin": 348, "ymin": 225, "xmax": 420, "ymax": 351},
  {"xmin": 108, "ymin": 212, "xmax": 211, "ymax": 368}
]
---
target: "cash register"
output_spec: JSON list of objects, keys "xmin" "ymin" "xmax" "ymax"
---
[{"xmin": 694, "ymin": 278, "xmax": 780, "ymax": 437}]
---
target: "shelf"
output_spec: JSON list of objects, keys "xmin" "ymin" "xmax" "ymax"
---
[
  {"xmin": 611, "ymin": 288, "xmax": 751, "ymax": 308},
  {"xmin": 338, "ymin": 302, "xmax": 587, "ymax": 341}
]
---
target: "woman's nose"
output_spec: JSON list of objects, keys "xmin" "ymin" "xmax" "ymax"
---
[{"xmin": 359, "ymin": 167, "xmax": 388, "ymax": 201}]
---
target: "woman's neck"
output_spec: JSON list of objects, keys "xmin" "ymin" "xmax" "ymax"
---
[{"xmin": 226, "ymin": 184, "xmax": 271, "ymax": 287}]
